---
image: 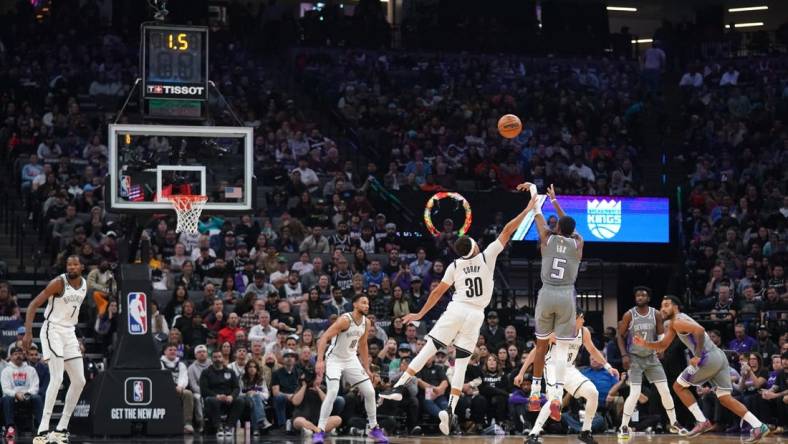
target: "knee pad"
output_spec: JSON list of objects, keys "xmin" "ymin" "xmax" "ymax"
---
[{"xmin": 455, "ymin": 346, "xmax": 472, "ymax": 359}]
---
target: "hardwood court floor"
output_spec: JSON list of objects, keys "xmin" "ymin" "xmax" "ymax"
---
[{"xmin": 58, "ymin": 432, "xmax": 785, "ymax": 443}]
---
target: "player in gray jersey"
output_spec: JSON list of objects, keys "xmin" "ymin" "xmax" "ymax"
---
[
  {"xmin": 521, "ymin": 183, "xmax": 584, "ymax": 421},
  {"xmin": 634, "ymin": 296, "xmax": 771, "ymax": 443},
  {"xmin": 616, "ymin": 287, "xmax": 684, "ymax": 438}
]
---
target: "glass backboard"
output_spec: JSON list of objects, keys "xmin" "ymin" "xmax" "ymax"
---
[{"xmin": 108, "ymin": 124, "xmax": 254, "ymax": 212}]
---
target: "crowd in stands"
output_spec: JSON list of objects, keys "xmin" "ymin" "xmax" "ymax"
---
[
  {"xmin": 678, "ymin": 54, "xmax": 788, "ymax": 432},
  {"xmin": 0, "ymin": 2, "xmax": 786, "ymax": 439}
]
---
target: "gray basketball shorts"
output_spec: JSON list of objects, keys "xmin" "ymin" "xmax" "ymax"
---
[
  {"xmin": 628, "ymin": 353, "xmax": 667, "ymax": 384},
  {"xmin": 535, "ymin": 285, "xmax": 576, "ymax": 340},
  {"xmin": 678, "ymin": 348, "xmax": 733, "ymax": 394}
]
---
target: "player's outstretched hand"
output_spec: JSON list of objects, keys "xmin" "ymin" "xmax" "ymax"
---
[
  {"xmin": 513, "ymin": 374, "xmax": 524, "ymax": 386},
  {"xmin": 315, "ymin": 360, "xmax": 325, "ymax": 381},
  {"xmin": 401, "ymin": 312, "xmax": 422, "ymax": 326},
  {"xmin": 21, "ymin": 332, "xmax": 33, "ymax": 351},
  {"xmin": 515, "ymin": 182, "xmax": 534, "ymax": 192},
  {"xmin": 546, "ymin": 184, "xmax": 556, "ymax": 201}
]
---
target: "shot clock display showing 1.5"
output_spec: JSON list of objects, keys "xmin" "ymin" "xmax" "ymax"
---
[
  {"xmin": 147, "ymin": 29, "xmax": 203, "ymax": 83},
  {"xmin": 142, "ymin": 25, "xmax": 208, "ymax": 103}
]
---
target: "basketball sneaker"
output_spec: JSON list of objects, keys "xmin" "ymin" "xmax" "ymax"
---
[
  {"xmin": 744, "ymin": 424, "xmax": 770, "ymax": 443},
  {"xmin": 438, "ymin": 408, "xmax": 454, "ymax": 435},
  {"xmin": 548, "ymin": 399, "xmax": 561, "ymax": 421},
  {"xmin": 687, "ymin": 420, "xmax": 712, "ymax": 438},
  {"xmin": 528, "ymin": 394, "xmax": 541, "ymax": 412},
  {"xmin": 312, "ymin": 430, "xmax": 325, "ymax": 444},
  {"xmin": 578, "ymin": 430, "xmax": 598, "ymax": 444},
  {"xmin": 617, "ymin": 425, "xmax": 631, "ymax": 440},
  {"xmin": 50, "ymin": 430, "xmax": 70, "ymax": 444},
  {"xmin": 525, "ymin": 433, "xmax": 540, "ymax": 444},
  {"xmin": 368, "ymin": 426, "xmax": 389, "ymax": 443},
  {"xmin": 669, "ymin": 422, "xmax": 689, "ymax": 435},
  {"xmin": 32, "ymin": 431, "xmax": 50, "ymax": 444},
  {"xmin": 378, "ymin": 385, "xmax": 407, "ymax": 402}
]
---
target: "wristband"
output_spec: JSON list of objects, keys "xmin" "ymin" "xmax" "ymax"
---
[
  {"xmin": 534, "ymin": 205, "xmax": 542, "ymax": 215},
  {"xmin": 604, "ymin": 363, "xmax": 613, "ymax": 371},
  {"xmin": 550, "ymin": 199, "xmax": 557, "ymax": 204}
]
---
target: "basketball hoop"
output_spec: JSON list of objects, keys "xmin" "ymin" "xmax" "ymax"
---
[{"xmin": 169, "ymin": 195, "xmax": 208, "ymax": 234}]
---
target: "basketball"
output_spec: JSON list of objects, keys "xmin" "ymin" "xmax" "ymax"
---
[{"xmin": 497, "ymin": 114, "xmax": 522, "ymax": 139}]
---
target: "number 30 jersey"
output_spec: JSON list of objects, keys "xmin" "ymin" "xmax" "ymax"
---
[
  {"xmin": 45, "ymin": 274, "xmax": 86, "ymax": 328},
  {"xmin": 443, "ymin": 239, "xmax": 504, "ymax": 309}
]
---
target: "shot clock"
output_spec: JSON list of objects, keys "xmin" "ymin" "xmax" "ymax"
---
[{"xmin": 141, "ymin": 24, "xmax": 209, "ymax": 119}]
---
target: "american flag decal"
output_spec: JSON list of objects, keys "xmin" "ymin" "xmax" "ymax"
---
[{"xmin": 128, "ymin": 185, "xmax": 144, "ymax": 202}]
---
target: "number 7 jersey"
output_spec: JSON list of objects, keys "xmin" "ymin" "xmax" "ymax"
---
[
  {"xmin": 45, "ymin": 274, "xmax": 87, "ymax": 328},
  {"xmin": 443, "ymin": 239, "xmax": 505, "ymax": 309}
]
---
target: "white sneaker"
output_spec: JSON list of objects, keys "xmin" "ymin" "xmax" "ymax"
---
[
  {"xmin": 32, "ymin": 431, "xmax": 51, "ymax": 444},
  {"xmin": 438, "ymin": 410, "xmax": 452, "ymax": 435},
  {"xmin": 50, "ymin": 430, "xmax": 69, "ymax": 444}
]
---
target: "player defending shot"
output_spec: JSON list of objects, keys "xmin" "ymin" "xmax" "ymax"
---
[
  {"xmin": 380, "ymin": 185, "xmax": 539, "ymax": 435},
  {"xmin": 22, "ymin": 256, "xmax": 88, "ymax": 444},
  {"xmin": 525, "ymin": 183, "xmax": 583, "ymax": 421},
  {"xmin": 633, "ymin": 296, "xmax": 771, "ymax": 443},
  {"xmin": 314, "ymin": 295, "xmax": 388, "ymax": 444},
  {"xmin": 616, "ymin": 286, "xmax": 684, "ymax": 438},
  {"xmin": 516, "ymin": 307, "xmax": 618, "ymax": 444}
]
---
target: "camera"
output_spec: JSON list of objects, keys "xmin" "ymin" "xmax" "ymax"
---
[{"xmin": 302, "ymin": 368, "xmax": 317, "ymax": 385}]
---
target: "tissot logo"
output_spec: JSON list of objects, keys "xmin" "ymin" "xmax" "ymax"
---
[
  {"xmin": 147, "ymin": 85, "xmax": 205, "ymax": 96},
  {"xmin": 124, "ymin": 377, "xmax": 152, "ymax": 406}
]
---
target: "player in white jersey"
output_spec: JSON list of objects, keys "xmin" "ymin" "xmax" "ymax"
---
[
  {"xmin": 314, "ymin": 294, "xmax": 388, "ymax": 444},
  {"xmin": 515, "ymin": 308, "xmax": 619, "ymax": 444},
  {"xmin": 22, "ymin": 256, "xmax": 87, "ymax": 444},
  {"xmin": 380, "ymin": 186, "xmax": 539, "ymax": 435}
]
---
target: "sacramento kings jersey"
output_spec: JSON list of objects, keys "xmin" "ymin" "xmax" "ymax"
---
[
  {"xmin": 442, "ymin": 240, "xmax": 505, "ymax": 309},
  {"xmin": 326, "ymin": 312, "xmax": 366, "ymax": 361},
  {"xmin": 540, "ymin": 235, "xmax": 580, "ymax": 287},
  {"xmin": 674, "ymin": 313, "xmax": 717, "ymax": 357},
  {"xmin": 545, "ymin": 327, "xmax": 583, "ymax": 367},
  {"xmin": 45, "ymin": 274, "xmax": 86, "ymax": 328},
  {"xmin": 628, "ymin": 307, "xmax": 658, "ymax": 357}
]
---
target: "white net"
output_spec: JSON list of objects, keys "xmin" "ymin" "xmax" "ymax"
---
[{"xmin": 169, "ymin": 195, "xmax": 208, "ymax": 234}]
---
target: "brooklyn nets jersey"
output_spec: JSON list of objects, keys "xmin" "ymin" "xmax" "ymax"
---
[
  {"xmin": 540, "ymin": 235, "xmax": 580, "ymax": 287},
  {"xmin": 628, "ymin": 307, "xmax": 658, "ymax": 357},
  {"xmin": 45, "ymin": 274, "xmax": 86, "ymax": 328},
  {"xmin": 545, "ymin": 327, "xmax": 583, "ymax": 367},
  {"xmin": 326, "ymin": 312, "xmax": 366, "ymax": 361},
  {"xmin": 442, "ymin": 239, "xmax": 505, "ymax": 309}
]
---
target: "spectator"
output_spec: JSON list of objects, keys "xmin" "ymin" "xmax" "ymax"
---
[
  {"xmin": 478, "ymin": 354, "xmax": 510, "ymax": 426},
  {"xmin": 160, "ymin": 344, "xmax": 195, "ymax": 434},
  {"xmin": 299, "ymin": 226, "xmax": 330, "ymax": 254},
  {"xmin": 729, "ymin": 323, "xmax": 758, "ymax": 354},
  {"xmin": 188, "ymin": 345, "xmax": 210, "ymax": 430},
  {"xmin": 240, "ymin": 359, "xmax": 272, "ymax": 432},
  {"xmin": 248, "ymin": 311, "xmax": 278, "ymax": 349},
  {"xmin": 416, "ymin": 355, "xmax": 449, "ymax": 421},
  {"xmin": 228, "ymin": 346, "xmax": 249, "ymax": 378},
  {"xmin": 218, "ymin": 313, "xmax": 243, "ymax": 345},
  {"xmin": 25, "ymin": 346, "xmax": 48, "ymax": 400},
  {"xmin": 244, "ymin": 271, "xmax": 277, "ymax": 300},
  {"xmin": 756, "ymin": 324, "xmax": 779, "ymax": 362},
  {"xmin": 291, "ymin": 370, "xmax": 342, "ymax": 436},
  {"xmin": 580, "ymin": 356, "xmax": 619, "ymax": 411},
  {"xmin": 1, "ymin": 346, "xmax": 42, "ymax": 440},
  {"xmin": 271, "ymin": 349, "xmax": 301, "ymax": 428},
  {"xmin": 480, "ymin": 311, "xmax": 505, "ymax": 349},
  {"xmin": 199, "ymin": 350, "xmax": 246, "ymax": 436}
]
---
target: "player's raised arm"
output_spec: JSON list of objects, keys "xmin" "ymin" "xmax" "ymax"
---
[
  {"xmin": 517, "ymin": 182, "xmax": 550, "ymax": 248},
  {"xmin": 315, "ymin": 315, "xmax": 351, "ymax": 380},
  {"xmin": 22, "ymin": 277, "xmax": 64, "ymax": 350},
  {"xmin": 401, "ymin": 281, "xmax": 452, "ymax": 325},
  {"xmin": 632, "ymin": 320, "xmax": 676, "ymax": 353},
  {"xmin": 546, "ymin": 184, "xmax": 566, "ymax": 218},
  {"xmin": 582, "ymin": 327, "xmax": 619, "ymax": 379},
  {"xmin": 498, "ymin": 184, "xmax": 540, "ymax": 246}
]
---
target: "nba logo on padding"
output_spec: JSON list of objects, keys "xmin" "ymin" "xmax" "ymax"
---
[
  {"xmin": 127, "ymin": 292, "xmax": 148, "ymax": 335},
  {"xmin": 124, "ymin": 377, "xmax": 152, "ymax": 405},
  {"xmin": 587, "ymin": 199, "xmax": 622, "ymax": 239}
]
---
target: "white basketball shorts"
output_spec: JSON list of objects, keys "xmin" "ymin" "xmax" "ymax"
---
[
  {"xmin": 40, "ymin": 321, "xmax": 81, "ymax": 361},
  {"xmin": 427, "ymin": 301, "xmax": 486, "ymax": 354},
  {"xmin": 325, "ymin": 357, "xmax": 369, "ymax": 387}
]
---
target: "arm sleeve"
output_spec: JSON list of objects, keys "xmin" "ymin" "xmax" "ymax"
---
[
  {"xmin": 483, "ymin": 239, "xmax": 505, "ymax": 262},
  {"xmin": 440, "ymin": 262, "xmax": 456, "ymax": 285}
]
